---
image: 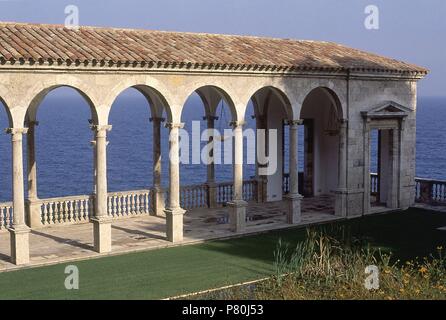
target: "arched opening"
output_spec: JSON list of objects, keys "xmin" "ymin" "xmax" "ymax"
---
[
  {"xmin": 300, "ymin": 87, "xmax": 343, "ymax": 214},
  {"xmin": 0, "ymin": 99, "xmax": 12, "ymax": 203},
  {"xmin": 108, "ymin": 87, "xmax": 168, "ymax": 190},
  {"xmin": 180, "ymin": 86, "xmax": 236, "ymax": 209},
  {"xmin": 26, "ymin": 86, "xmax": 96, "ymax": 199},
  {"xmin": 246, "ymin": 87, "xmax": 293, "ymax": 204},
  {"xmin": 108, "ymin": 85, "xmax": 171, "ymax": 217}
]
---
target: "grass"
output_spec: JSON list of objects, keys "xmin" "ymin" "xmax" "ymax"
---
[
  {"xmin": 194, "ymin": 229, "xmax": 446, "ymax": 300},
  {"xmin": 0, "ymin": 207, "xmax": 445, "ymax": 299}
]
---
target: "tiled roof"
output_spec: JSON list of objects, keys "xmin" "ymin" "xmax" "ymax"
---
[{"xmin": 0, "ymin": 21, "xmax": 428, "ymax": 75}]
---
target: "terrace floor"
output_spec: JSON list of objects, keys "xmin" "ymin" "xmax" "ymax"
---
[{"xmin": 0, "ymin": 196, "xmax": 340, "ymax": 272}]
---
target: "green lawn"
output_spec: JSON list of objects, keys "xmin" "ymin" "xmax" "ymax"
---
[{"xmin": 0, "ymin": 207, "xmax": 445, "ymax": 300}]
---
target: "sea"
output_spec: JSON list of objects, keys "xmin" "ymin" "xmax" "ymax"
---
[{"xmin": 0, "ymin": 88, "xmax": 444, "ymax": 202}]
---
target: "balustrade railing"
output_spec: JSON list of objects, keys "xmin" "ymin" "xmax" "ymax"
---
[
  {"xmin": 243, "ymin": 180, "xmax": 258, "ymax": 202},
  {"xmin": 180, "ymin": 184, "xmax": 208, "ymax": 209},
  {"xmin": 1, "ymin": 175, "xmax": 445, "ymax": 230},
  {"xmin": 40, "ymin": 195, "xmax": 94, "ymax": 226},
  {"xmin": 415, "ymin": 178, "xmax": 446, "ymax": 204},
  {"xmin": 216, "ymin": 182, "xmax": 233, "ymax": 205},
  {"xmin": 108, "ymin": 189, "xmax": 152, "ymax": 218}
]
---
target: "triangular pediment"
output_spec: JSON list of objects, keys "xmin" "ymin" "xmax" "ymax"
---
[{"xmin": 362, "ymin": 101, "xmax": 411, "ymax": 119}]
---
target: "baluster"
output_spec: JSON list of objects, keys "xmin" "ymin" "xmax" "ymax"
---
[
  {"xmin": 0, "ymin": 207, "xmax": 4, "ymax": 229},
  {"xmin": 111, "ymin": 196, "xmax": 116, "ymax": 217},
  {"xmin": 136, "ymin": 194, "xmax": 140, "ymax": 214},
  {"xmin": 144, "ymin": 192, "xmax": 149, "ymax": 214},
  {"xmin": 67, "ymin": 201, "xmax": 73, "ymax": 222},
  {"xmin": 42, "ymin": 203, "xmax": 47, "ymax": 225},
  {"xmin": 131, "ymin": 194, "xmax": 135, "ymax": 214},
  {"xmin": 48, "ymin": 202, "xmax": 54, "ymax": 224},
  {"xmin": 85, "ymin": 199, "xmax": 90, "ymax": 220},
  {"xmin": 117, "ymin": 195, "xmax": 122, "ymax": 217}
]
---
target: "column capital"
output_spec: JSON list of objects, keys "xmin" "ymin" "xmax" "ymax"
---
[
  {"xmin": 165, "ymin": 122, "xmax": 184, "ymax": 129},
  {"xmin": 149, "ymin": 117, "xmax": 166, "ymax": 123},
  {"xmin": 229, "ymin": 120, "xmax": 245, "ymax": 128},
  {"xmin": 90, "ymin": 124, "xmax": 112, "ymax": 133},
  {"xmin": 5, "ymin": 127, "xmax": 28, "ymax": 135},
  {"xmin": 285, "ymin": 119, "xmax": 304, "ymax": 126}
]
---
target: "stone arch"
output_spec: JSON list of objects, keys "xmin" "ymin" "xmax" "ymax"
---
[
  {"xmin": 180, "ymin": 85, "xmax": 238, "ymax": 122},
  {"xmin": 25, "ymin": 85, "xmax": 98, "ymax": 126},
  {"xmin": 246, "ymin": 86, "xmax": 294, "ymax": 121},
  {"xmin": 105, "ymin": 79, "xmax": 174, "ymax": 123},
  {"xmin": 297, "ymin": 83, "xmax": 346, "ymax": 120}
]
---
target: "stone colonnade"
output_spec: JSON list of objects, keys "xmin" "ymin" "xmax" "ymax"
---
[{"xmin": 0, "ymin": 72, "xmax": 418, "ymax": 266}]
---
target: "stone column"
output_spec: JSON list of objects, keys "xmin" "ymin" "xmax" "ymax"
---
[
  {"xmin": 90, "ymin": 124, "xmax": 112, "ymax": 253},
  {"xmin": 387, "ymin": 128, "xmax": 400, "ymax": 209},
  {"xmin": 362, "ymin": 119, "xmax": 371, "ymax": 214},
  {"xmin": 227, "ymin": 121, "xmax": 247, "ymax": 232},
  {"xmin": 204, "ymin": 115, "xmax": 218, "ymax": 208},
  {"xmin": 335, "ymin": 119, "xmax": 348, "ymax": 217},
  {"xmin": 150, "ymin": 117, "xmax": 165, "ymax": 216},
  {"xmin": 25, "ymin": 121, "xmax": 42, "ymax": 228},
  {"xmin": 284, "ymin": 120, "xmax": 303, "ymax": 224},
  {"xmin": 7, "ymin": 127, "xmax": 31, "ymax": 265},
  {"xmin": 255, "ymin": 115, "xmax": 267, "ymax": 203},
  {"xmin": 164, "ymin": 122, "xmax": 186, "ymax": 242}
]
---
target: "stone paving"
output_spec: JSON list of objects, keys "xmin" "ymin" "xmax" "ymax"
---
[{"xmin": 0, "ymin": 197, "xmax": 340, "ymax": 272}]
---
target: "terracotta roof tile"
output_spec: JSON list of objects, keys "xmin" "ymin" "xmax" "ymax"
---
[{"xmin": 0, "ymin": 21, "xmax": 428, "ymax": 74}]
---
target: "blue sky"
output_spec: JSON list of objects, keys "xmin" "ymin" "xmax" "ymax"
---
[{"xmin": 0, "ymin": 0, "xmax": 444, "ymax": 96}]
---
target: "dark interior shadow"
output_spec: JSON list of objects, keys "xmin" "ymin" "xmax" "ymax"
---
[
  {"xmin": 0, "ymin": 252, "xmax": 11, "ymax": 263},
  {"xmin": 112, "ymin": 225, "xmax": 166, "ymax": 241},
  {"xmin": 31, "ymin": 230, "xmax": 93, "ymax": 251}
]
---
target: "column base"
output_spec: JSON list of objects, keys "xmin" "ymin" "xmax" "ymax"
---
[
  {"xmin": 227, "ymin": 200, "xmax": 248, "ymax": 232},
  {"xmin": 26, "ymin": 198, "xmax": 43, "ymax": 229},
  {"xmin": 284, "ymin": 194, "xmax": 303, "ymax": 224},
  {"xmin": 152, "ymin": 187, "xmax": 166, "ymax": 217},
  {"xmin": 334, "ymin": 189, "xmax": 348, "ymax": 218},
  {"xmin": 164, "ymin": 207, "xmax": 186, "ymax": 243},
  {"xmin": 8, "ymin": 225, "xmax": 31, "ymax": 265},
  {"xmin": 91, "ymin": 217, "xmax": 112, "ymax": 253}
]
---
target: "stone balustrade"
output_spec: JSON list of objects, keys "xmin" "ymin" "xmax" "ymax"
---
[
  {"xmin": 217, "ymin": 182, "xmax": 234, "ymax": 205},
  {"xmin": 415, "ymin": 178, "xmax": 446, "ymax": 204},
  {"xmin": 108, "ymin": 189, "xmax": 152, "ymax": 219},
  {"xmin": 40, "ymin": 195, "xmax": 94, "ymax": 225},
  {"xmin": 180, "ymin": 184, "xmax": 208, "ymax": 209},
  {"xmin": 1, "ymin": 175, "xmax": 444, "ymax": 230}
]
